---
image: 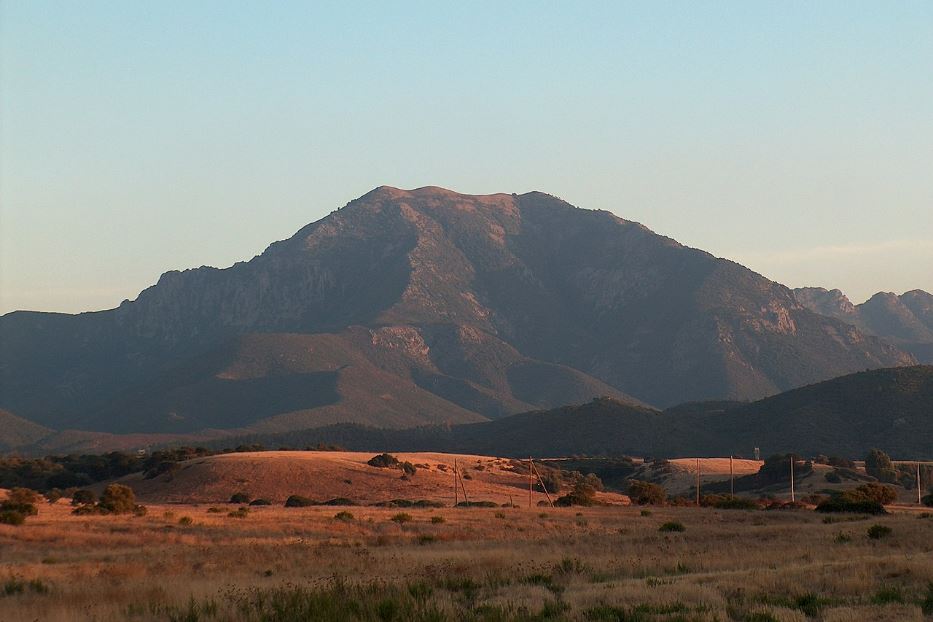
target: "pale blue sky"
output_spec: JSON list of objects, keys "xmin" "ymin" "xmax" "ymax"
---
[{"xmin": 2, "ymin": 1, "xmax": 931, "ymax": 314}]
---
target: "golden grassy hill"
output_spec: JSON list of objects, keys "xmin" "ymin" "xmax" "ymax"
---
[{"xmin": 120, "ymin": 450, "xmax": 630, "ymax": 506}]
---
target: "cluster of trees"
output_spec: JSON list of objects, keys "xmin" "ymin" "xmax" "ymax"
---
[
  {"xmin": 0, "ymin": 488, "xmax": 39, "ymax": 525},
  {"xmin": 0, "ymin": 444, "xmax": 297, "ymax": 493}
]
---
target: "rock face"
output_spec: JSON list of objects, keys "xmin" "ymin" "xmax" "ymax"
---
[
  {"xmin": 794, "ymin": 287, "xmax": 933, "ymax": 362},
  {"xmin": 0, "ymin": 187, "xmax": 914, "ymax": 437}
]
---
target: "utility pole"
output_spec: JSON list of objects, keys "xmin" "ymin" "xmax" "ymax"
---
[
  {"xmin": 789, "ymin": 456, "xmax": 795, "ymax": 503},
  {"xmin": 695, "ymin": 457, "xmax": 701, "ymax": 506},
  {"xmin": 730, "ymin": 455, "xmax": 735, "ymax": 497}
]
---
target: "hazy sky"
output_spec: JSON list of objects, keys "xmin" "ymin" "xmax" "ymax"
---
[{"xmin": 2, "ymin": 2, "xmax": 931, "ymax": 315}]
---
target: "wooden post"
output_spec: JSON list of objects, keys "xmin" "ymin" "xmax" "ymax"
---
[
  {"xmin": 789, "ymin": 456, "xmax": 795, "ymax": 503},
  {"xmin": 454, "ymin": 459, "xmax": 459, "ymax": 507},
  {"xmin": 695, "ymin": 457, "xmax": 700, "ymax": 506},
  {"xmin": 919, "ymin": 462, "xmax": 923, "ymax": 505},
  {"xmin": 730, "ymin": 455, "xmax": 734, "ymax": 497},
  {"xmin": 530, "ymin": 461, "xmax": 554, "ymax": 507},
  {"xmin": 529, "ymin": 457, "xmax": 533, "ymax": 509}
]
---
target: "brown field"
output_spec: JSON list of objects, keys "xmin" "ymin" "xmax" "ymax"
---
[{"xmin": 2, "ymin": 452, "xmax": 932, "ymax": 621}]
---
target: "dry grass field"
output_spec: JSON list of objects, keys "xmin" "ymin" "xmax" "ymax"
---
[{"xmin": 2, "ymin": 497, "xmax": 932, "ymax": 621}]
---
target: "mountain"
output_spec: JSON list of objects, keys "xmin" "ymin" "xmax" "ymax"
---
[
  {"xmin": 794, "ymin": 287, "xmax": 933, "ymax": 362},
  {"xmin": 220, "ymin": 366, "xmax": 933, "ymax": 460},
  {"xmin": 0, "ymin": 186, "xmax": 913, "ymax": 440}
]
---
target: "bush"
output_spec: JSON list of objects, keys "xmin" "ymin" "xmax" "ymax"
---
[
  {"xmin": 178, "ymin": 516, "xmax": 193, "ymax": 526},
  {"xmin": 706, "ymin": 495, "xmax": 759, "ymax": 510},
  {"xmin": 249, "ymin": 498, "xmax": 272, "ymax": 506},
  {"xmin": 322, "ymin": 498, "xmax": 355, "ymax": 506},
  {"xmin": 824, "ymin": 471, "xmax": 842, "ymax": 484},
  {"xmin": 1, "ymin": 488, "xmax": 39, "ymax": 518},
  {"xmin": 367, "ymin": 453, "xmax": 400, "ymax": 469},
  {"xmin": 627, "ymin": 480, "xmax": 666, "ymax": 505},
  {"xmin": 816, "ymin": 496, "xmax": 887, "ymax": 515},
  {"xmin": 536, "ymin": 467, "xmax": 562, "ymax": 494},
  {"xmin": 430, "ymin": 516, "xmax": 445, "ymax": 524},
  {"xmin": 0, "ymin": 510, "xmax": 25, "ymax": 526},
  {"xmin": 228, "ymin": 507, "xmax": 249, "ymax": 518},
  {"xmin": 44, "ymin": 489, "xmax": 63, "ymax": 504},
  {"xmin": 867, "ymin": 524, "xmax": 892, "ymax": 539},
  {"xmin": 659, "ymin": 521, "xmax": 686, "ymax": 533},
  {"xmin": 555, "ymin": 482, "xmax": 598, "ymax": 507},
  {"xmin": 455, "ymin": 500, "xmax": 498, "ymax": 508},
  {"xmin": 71, "ymin": 489, "xmax": 95, "ymax": 506},
  {"xmin": 848, "ymin": 482, "xmax": 897, "ymax": 505},
  {"xmin": 98, "ymin": 484, "xmax": 138, "ymax": 514},
  {"xmin": 923, "ymin": 493, "xmax": 933, "ymax": 508},
  {"xmin": 390, "ymin": 513, "xmax": 412, "ymax": 524},
  {"xmin": 284, "ymin": 495, "xmax": 316, "ymax": 508},
  {"xmin": 229, "ymin": 492, "xmax": 250, "ymax": 504},
  {"xmin": 864, "ymin": 449, "xmax": 898, "ymax": 483},
  {"xmin": 334, "ymin": 511, "xmax": 354, "ymax": 522}
]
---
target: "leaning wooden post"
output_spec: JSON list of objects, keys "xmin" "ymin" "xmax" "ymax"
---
[
  {"xmin": 454, "ymin": 459, "xmax": 459, "ymax": 507},
  {"xmin": 458, "ymin": 464, "xmax": 470, "ymax": 505},
  {"xmin": 695, "ymin": 457, "xmax": 701, "ymax": 506},
  {"xmin": 789, "ymin": 456, "xmax": 795, "ymax": 503},
  {"xmin": 529, "ymin": 457, "xmax": 533, "ymax": 509},
  {"xmin": 530, "ymin": 461, "xmax": 554, "ymax": 507}
]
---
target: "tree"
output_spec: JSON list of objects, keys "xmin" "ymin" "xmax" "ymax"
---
[{"xmin": 864, "ymin": 449, "xmax": 897, "ymax": 483}]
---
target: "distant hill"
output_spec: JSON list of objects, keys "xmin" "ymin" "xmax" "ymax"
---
[
  {"xmin": 1, "ymin": 187, "xmax": 912, "ymax": 439},
  {"xmin": 0, "ymin": 409, "xmax": 51, "ymax": 452},
  {"xmin": 795, "ymin": 287, "xmax": 933, "ymax": 362},
  {"xmin": 221, "ymin": 366, "xmax": 933, "ymax": 460}
]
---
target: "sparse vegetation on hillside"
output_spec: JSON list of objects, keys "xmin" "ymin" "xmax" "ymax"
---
[{"xmin": 0, "ymin": 487, "xmax": 39, "ymax": 526}]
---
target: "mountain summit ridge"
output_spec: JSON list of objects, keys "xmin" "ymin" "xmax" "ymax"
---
[{"xmin": 0, "ymin": 187, "xmax": 914, "ymax": 438}]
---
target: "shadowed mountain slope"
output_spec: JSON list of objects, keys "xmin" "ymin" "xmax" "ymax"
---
[
  {"xmin": 202, "ymin": 366, "xmax": 933, "ymax": 460},
  {"xmin": 1, "ymin": 187, "xmax": 913, "ymax": 439}
]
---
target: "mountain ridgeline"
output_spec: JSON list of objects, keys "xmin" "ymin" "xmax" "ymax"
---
[
  {"xmin": 794, "ymin": 287, "xmax": 933, "ymax": 363},
  {"xmin": 0, "ymin": 187, "xmax": 916, "ymax": 444}
]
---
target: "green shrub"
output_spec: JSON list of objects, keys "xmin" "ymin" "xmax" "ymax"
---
[
  {"xmin": 390, "ymin": 513, "xmax": 412, "ymax": 524},
  {"xmin": 178, "ymin": 516, "xmax": 193, "ymax": 526},
  {"xmin": 0, "ymin": 510, "xmax": 25, "ymax": 526},
  {"xmin": 824, "ymin": 470, "xmax": 842, "ymax": 484},
  {"xmin": 640, "ymin": 509, "xmax": 652, "ymax": 517},
  {"xmin": 864, "ymin": 449, "xmax": 898, "ymax": 483},
  {"xmin": 1, "ymin": 487, "xmax": 38, "ymax": 520},
  {"xmin": 867, "ymin": 524, "xmax": 892, "ymax": 539},
  {"xmin": 816, "ymin": 494, "xmax": 887, "ymax": 514},
  {"xmin": 229, "ymin": 492, "xmax": 250, "ymax": 504},
  {"xmin": 847, "ymin": 482, "xmax": 897, "ymax": 505},
  {"xmin": 555, "ymin": 482, "xmax": 598, "ymax": 507},
  {"xmin": 659, "ymin": 521, "xmax": 686, "ymax": 533},
  {"xmin": 98, "ymin": 484, "xmax": 139, "ymax": 515},
  {"xmin": 284, "ymin": 495, "xmax": 316, "ymax": 507},
  {"xmin": 248, "ymin": 498, "xmax": 272, "ymax": 506},
  {"xmin": 455, "ymin": 500, "xmax": 497, "ymax": 508},
  {"xmin": 71, "ymin": 489, "xmax": 95, "ymax": 506},
  {"xmin": 228, "ymin": 507, "xmax": 249, "ymax": 519},
  {"xmin": 367, "ymin": 453, "xmax": 400, "ymax": 469},
  {"xmin": 923, "ymin": 493, "xmax": 933, "ymax": 507},
  {"xmin": 627, "ymin": 480, "xmax": 666, "ymax": 505},
  {"xmin": 430, "ymin": 516, "xmax": 445, "ymax": 524},
  {"xmin": 334, "ymin": 511, "xmax": 354, "ymax": 522}
]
